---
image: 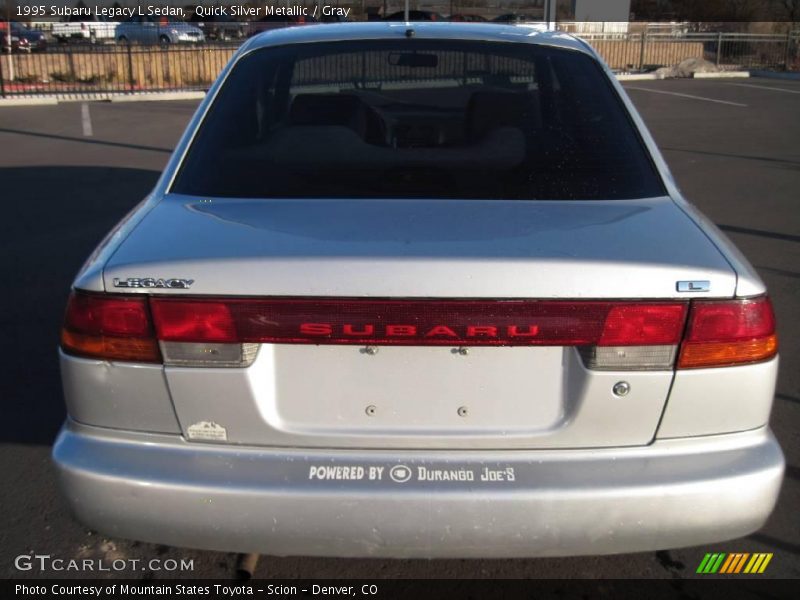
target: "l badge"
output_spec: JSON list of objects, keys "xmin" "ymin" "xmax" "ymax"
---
[{"xmin": 677, "ymin": 280, "xmax": 710, "ymax": 292}]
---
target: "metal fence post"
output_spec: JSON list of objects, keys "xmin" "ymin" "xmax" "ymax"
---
[
  {"xmin": 716, "ymin": 32, "xmax": 723, "ymax": 67},
  {"xmin": 639, "ymin": 30, "xmax": 647, "ymax": 71},
  {"xmin": 785, "ymin": 30, "xmax": 793, "ymax": 71},
  {"xmin": 0, "ymin": 47, "xmax": 5, "ymax": 98},
  {"xmin": 126, "ymin": 41, "xmax": 135, "ymax": 93},
  {"xmin": 67, "ymin": 44, "xmax": 76, "ymax": 90}
]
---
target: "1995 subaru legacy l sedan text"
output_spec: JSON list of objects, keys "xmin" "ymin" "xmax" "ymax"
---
[{"xmin": 53, "ymin": 23, "xmax": 784, "ymax": 558}]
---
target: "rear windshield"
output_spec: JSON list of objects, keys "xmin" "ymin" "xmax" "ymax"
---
[{"xmin": 171, "ymin": 39, "xmax": 666, "ymax": 200}]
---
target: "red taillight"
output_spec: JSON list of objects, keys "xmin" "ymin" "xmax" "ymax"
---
[
  {"xmin": 60, "ymin": 292, "xmax": 779, "ymax": 369},
  {"xmin": 149, "ymin": 298, "xmax": 688, "ymax": 347},
  {"xmin": 151, "ymin": 300, "xmax": 236, "ymax": 343},
  {"xmin": 678, "ymin": 297, "xmax": 778, "ymax": 369},
  {"xmin": 60, "ymin": 292, "xmax": 160, "ymax": 362},
  {"xmin": 599, "ymin": 304, "xmax": 687, "ymax": 346}
]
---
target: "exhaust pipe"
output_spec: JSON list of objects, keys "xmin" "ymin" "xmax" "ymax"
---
[{"xmin": 235, "ymin": 553, "xmax": 260, "ymax": 580}]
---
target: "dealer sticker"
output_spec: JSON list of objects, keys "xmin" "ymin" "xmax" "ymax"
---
[
  {"xmin": 307, "ymin": 464, "xmax": 516, "ymax": 483},
  {"xmin": 186, "ymin": 421, "xmax": 228, "ymax": 442}
]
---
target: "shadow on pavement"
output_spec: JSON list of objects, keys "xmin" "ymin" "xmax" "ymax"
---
[
  {"xmin": 0, "ymin": 127, "xmax": 172, "ymax": 154},
  {"xmin": 0, "ymin": 166, "xmax": 159, "ymax": 445},
  {"xmin": 718, "ymin": 224, "xmax": 800, "ymax": 244},
  {"xmin": 662, "ymin": 147, "xmax": 800, "ymax": 170},
  {"xmin": 747, "ymin": 532, "xmax": 800, "ymax": 556}
]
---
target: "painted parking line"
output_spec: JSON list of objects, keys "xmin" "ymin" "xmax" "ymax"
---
[
  {"xmin": 625, "ymin": 86, "xmax": 748, "ymax": 107},
  {"xmin": 80, "ymin": 102, "xmax": 93, "ymax": 137},
  {"xmin": 727, "ymin": 82, "xmax": 800, "ymax": 94}
]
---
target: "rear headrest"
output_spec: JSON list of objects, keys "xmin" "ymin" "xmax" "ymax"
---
[
  {"xmin": 290, "ymin": 94, "xmax": 364, "ymax": 127},
  {"xmin": 466, "ymin": 91, "xmax": 541, "ymax": 140},
  {"xmin": 289, "ymin": 93, "xmax": 385, "ymax": 144}
]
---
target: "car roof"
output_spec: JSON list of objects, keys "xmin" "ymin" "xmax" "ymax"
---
[{"xmin": 240, "ymin": 22, "xmax": 595, "ymax": 57}]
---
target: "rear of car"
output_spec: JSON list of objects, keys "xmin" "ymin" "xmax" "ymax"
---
[
  {"xmin": 190, "ymin": 14, "xmax": 247, "ymax": 41},
  {"xmin": 1, "ymin": 22, "xmax": 47, "ymax": 52},
  {"xmin": 247, "ymin": 14, "xmax": 317, "ymax": 37},
  {"xmin": 116, "ymin": 17, "xmax": 205, "ymax": 45},
  {"xmin": 52, "ymin": 23, "xmax": 783, "ymax": 558},
  {"xmin": 384, "ymin": 10, "xmax": 445, "ymax": 21},
  {"xmin": 52, "ymin": 15, "xmax": 117, "ymax": 43}
]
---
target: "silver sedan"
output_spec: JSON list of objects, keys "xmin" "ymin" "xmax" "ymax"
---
[{"xmin": 53, "ymin": 22, "xmax": 783, "ymax": 558}]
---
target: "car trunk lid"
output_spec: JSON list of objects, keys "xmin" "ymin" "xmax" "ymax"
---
[
  {"xmin": 102, "ymin": 194, "xmax": 736, "ymax": 449},
  {"xmin": 105, "ymin": 195, "xmax": 735, "ymax": 299}
]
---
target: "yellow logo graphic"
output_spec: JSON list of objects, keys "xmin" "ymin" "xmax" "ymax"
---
[{"xmin": 697, "ymin": 552, "xmax": 773, "ymax": 574}]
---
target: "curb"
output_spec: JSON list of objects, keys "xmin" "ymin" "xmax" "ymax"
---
[
  {"xmin": 0, "ymin": 91, "xmax": 207, "ymax": 106},
  {"xmin": 109, "ymin": 91, "xmax": 207, "ymax": 103},
  {"xmin": 750, "ymin": 70, "xmax": 800, "ymax": 80},
  {"xmin": 617, "ymin": 71, "xmax": 751, "ymax": 81},
  {"xmin": 693, "ymin": 71, "xmax": 750, "ymax": 79},
  {"xmin": 616, "ymin": 73, "xmax": 659, "ymax": 81},
  {"xmin": 0, "ymin": 97, "xmax": 59, "ymax": 107}
]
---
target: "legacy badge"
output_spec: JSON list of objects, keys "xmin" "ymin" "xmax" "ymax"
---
[{"xmin": 113, "ymin": 277, "xmax": 194, "ymax": 289}]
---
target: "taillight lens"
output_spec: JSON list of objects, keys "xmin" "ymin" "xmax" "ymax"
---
[
  {"xmin": 599, "ymin": 304, "xmax": 687, "ymax": 346},
  {"xmin": 151, "ymin": 300, "xmax": 236, "ymax": 343},
  {"xmin": 60, "ymin": 292, "xmax": 160, "ymax": 363},
  {"xmin": 149, "ymin": 297, "xmax": 687, "ymax": 347},
  {"xmin": 59, "ymin": 292, "xmax": 780, "ymax": 370},
  {"xmin": 678, "ymin": 297, "xmax": 778, "ymax": 369}
]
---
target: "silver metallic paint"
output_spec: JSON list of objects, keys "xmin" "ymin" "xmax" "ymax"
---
[
  {"xmin": 103, "ymin": 197, "xmax": 737, "ymax": 298},
  {"xmin": 657, "ymin": 357, "xmax": 779, "ymax": 439},
  {"xmin": 57, "ymin": 23, "xmax": 782, "ymax": 556},
  {"xmin": 60, "ymin": 351, "xmax": 180, "ymax": 434},
  {"xmin": 53, "ymin": 421, "xmax": 784, "ymax": 558},
  {"xmin": 164, "ymin": 346, "xmax": 675, "ymax": 449}
]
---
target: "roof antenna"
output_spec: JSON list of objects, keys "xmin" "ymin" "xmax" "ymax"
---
[{"xmin": 404, "ymin": 0, "xmax": 410, "ymax": 21}]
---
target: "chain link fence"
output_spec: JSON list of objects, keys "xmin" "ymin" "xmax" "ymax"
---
[
  {"xmin": 578, "ymin": 31, "xmax": 800, "ymax": 72},
  {"xmin": 1, "ymin": 29, "xmax": 798, "ymax": 98}
]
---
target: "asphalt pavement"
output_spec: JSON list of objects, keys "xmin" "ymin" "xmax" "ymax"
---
[{"xmin": 0, "ymin": 77, "xmax": 798, "ymax": 580}]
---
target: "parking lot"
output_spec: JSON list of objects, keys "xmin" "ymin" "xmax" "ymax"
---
[{"xmin": 0, "ymin": 77, "xmax": 798, "ymax": 579}]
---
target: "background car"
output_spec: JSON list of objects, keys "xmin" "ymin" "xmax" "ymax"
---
[
  {"xmin": 116, "ymin": 16, "xmax": 205, "ymax": 45},
  {"xmin": 320, "ymin": 12, "xmax": 350, "ymax": 23},
  {"xmin": 189, "ymin": 13, "xmax": 246, "ymax": 41},
  {"xmin": 448, "ymin": 14, "xmax": 488, "ymax": 22},
  {"xmin": 492, "ymin": 14, "xmax": 538, "ymax": 23},
  {"xmin": 383, "ymin": 10, "xmax": 445, "ymax": 21},
  {"xmin": 247, "ymin": 14, "xmax": 317, "ymax": 37},
  {"xmin": 52, "ymin": 13, "xmax": 117, "ymax": 44},
  {"xmin": 0, "ymin": 20, "xmax": 24, "ymax": 53},
  {"xmin": 12, "ymin": 22, "xmax": 47, "ymax": 52},
  {"xmin": 0, "ymin": 21, "xmax": 47, "ymax": 52}
]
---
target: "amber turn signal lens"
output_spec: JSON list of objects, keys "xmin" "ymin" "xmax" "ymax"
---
[
  {"xmin": 60, "ymin": 330, "xmax": 161, "ymax": 363},
  {"xmin": 678, "ymin": 297, "xmax": 778, "ymax": 369},
  {"xmin": 60, "ymin": 292, "xmax": 161, "ymax": 363},
  {"xmin": 678, "ymin": 334, "xmax": 778, "ymax": 369}
]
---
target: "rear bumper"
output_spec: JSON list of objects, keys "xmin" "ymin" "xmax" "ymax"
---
[{"xmin": 52, "ymin": 421, "xmax": 784, "ymax": 558}]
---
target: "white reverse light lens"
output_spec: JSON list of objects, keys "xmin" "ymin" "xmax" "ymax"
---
[
  {"xmin": 578, "ymin": 345, "xmax": 677, "ymax": 371},
  {"xmin": 160, "ymin": 342, "xmax": 259, "ymax": 367}
]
